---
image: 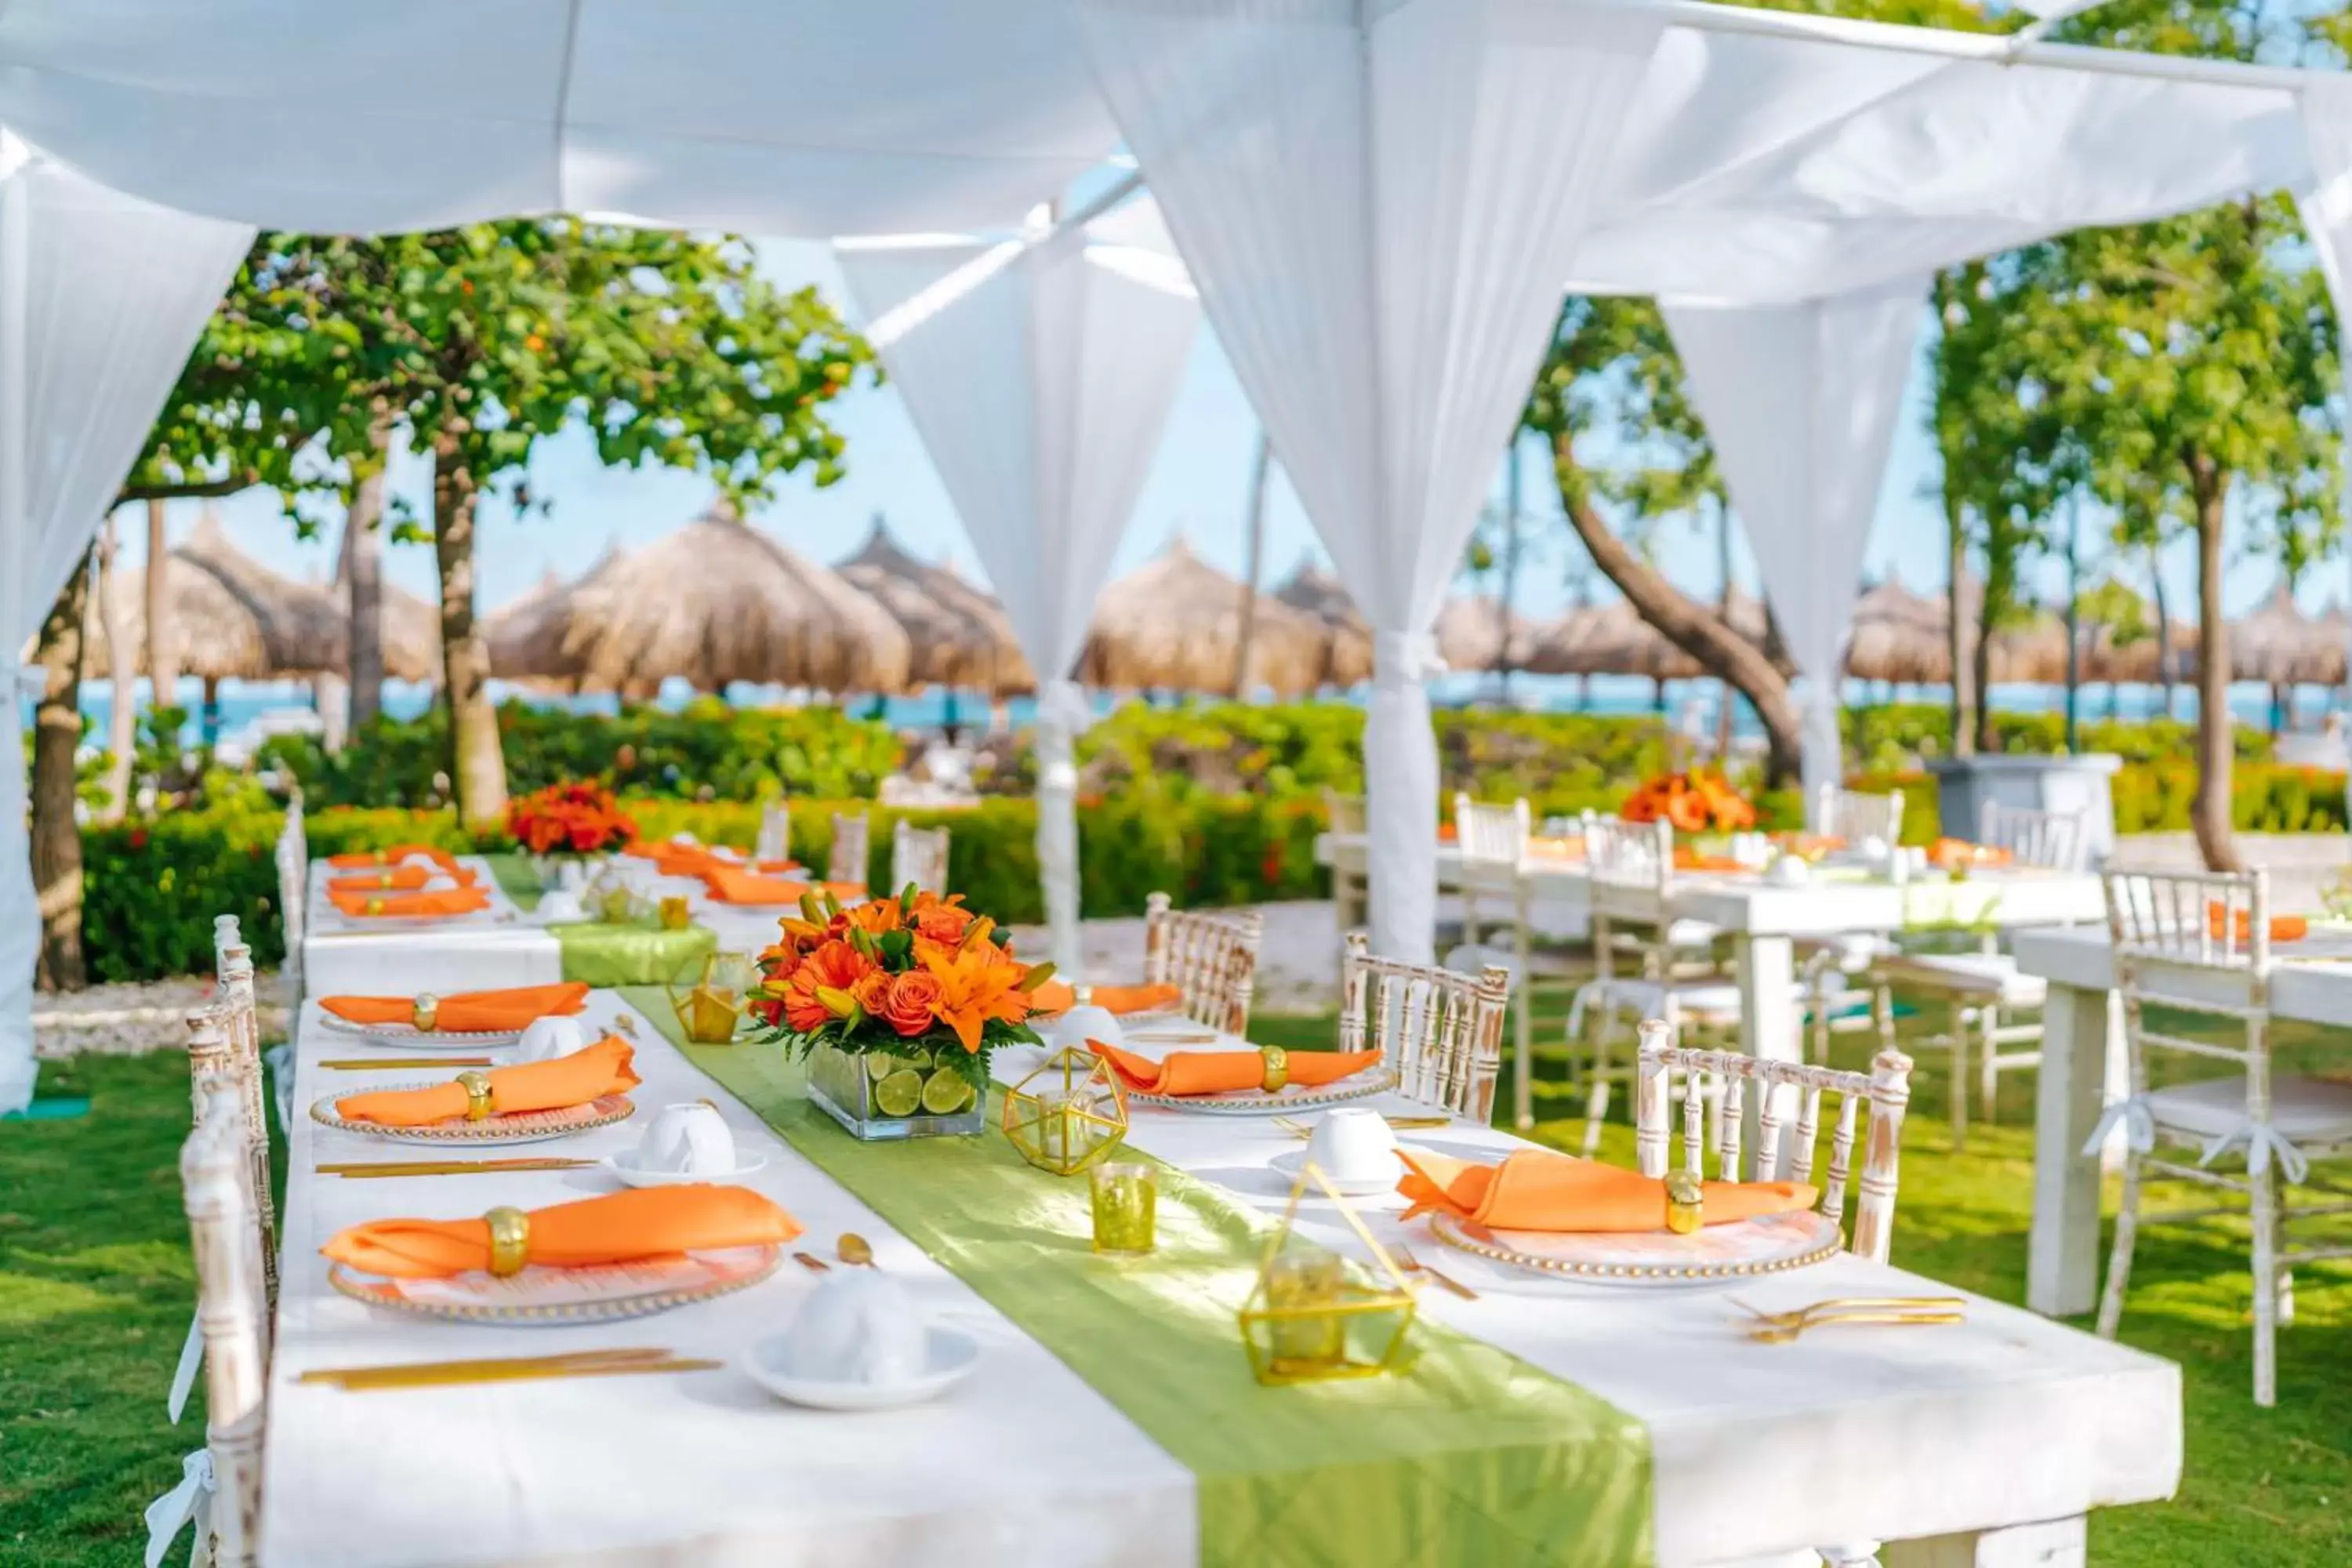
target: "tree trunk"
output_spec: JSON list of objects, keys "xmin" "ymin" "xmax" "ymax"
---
[
  {"xmin": 2188, "ymin": 458, "xmax": 2239, "ymax": 872},
  {"xmin": 1946, "ymin": 492, "xmax": 1975, "ymax": 757},
  {"xmin": 2149, "ymin": 541, "xmax": 2173, "ymax": 719},
  {"xmin": 31, "ymin": 554, "xmax": 90, "ymax": 991},
  {"xmin": 432, "ymin": 437, "xmax": 508, "ymax": 828},
  {"xmin": 1549, "ymin": 428, "xmax": 1803, "ymax": 784},
  {"xmin": 143, "ymin": 498, "xmax": 179, "ymax": 723},
  {"xmin": 2061, "ymin": 499, "xmax": 2081, "ymax": 753},
  {"xmin": 1232, "ymin": 430, "xmax": 1271, "ymax": 699},
  {"xmin": 95, "ymin": 517, "xmax": 137, "ymax": 822},
  {"xmin": 1971, "ymin": 552, "xmax": 2000, "ymax": 756},
  {"xmin": 347, "ymin": 420, "xmax": 392, "ymax": 731},
  {"xmin": 1498, "ymin": 437, "xmax": 1523, "ymax": 699}
]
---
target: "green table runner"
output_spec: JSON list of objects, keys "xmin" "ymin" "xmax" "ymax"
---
[
  {"xmin": 619, "ymin": 988, "xmax": 1653, "ymax": 1567},
  {"xmin": 484, "ymin": 855, "xmax": 716, "ymax": 985}
]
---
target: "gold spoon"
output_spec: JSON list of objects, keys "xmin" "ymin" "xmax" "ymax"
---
[{"xmin": 837, "ymin": 1232, "xmax": 878, "ymax": 1269}]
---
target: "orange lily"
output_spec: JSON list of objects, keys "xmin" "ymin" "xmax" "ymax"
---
[{"xmin": 921, "ymin": 942, "xmax": 1033, "ymax": 1054}]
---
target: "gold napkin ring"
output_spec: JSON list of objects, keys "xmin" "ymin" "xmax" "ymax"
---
[
  {"xmin": 1664, "ymin": 1170, "xmax": 1704, "ymax": 1235},
  {"xmin": 412, "ymin": 993, "xmax": 441, "ymax": 1033},
  {"xmin": 456, "ymin": 1069, "xmax": 495, "ymax": 1121},
  {"xmin": 484, "ymin": 1206, "xmax": 529, "ymax": 1276},
  {"xmin": 377, "ymin": 871, "xmax": 397, "ymax": 890},
  {"xmin": 364, "ymin": 896, "xmax": 386, "ymax": 916},
  {"xmin": 1259, "ymin": 1046, "xmax": 1289, "ymax": 1094}
]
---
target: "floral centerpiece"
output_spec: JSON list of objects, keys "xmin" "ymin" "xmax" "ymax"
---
[
  {"xmin": 1621, "ymin": 769, "xmax": 1757, "ymax": 834},
  {"xmin": 755, "ymin": 887, "xmax": 1051, "ymax": 1140},
  {"xmin": 507, "ymin": 782, "xmax": 639, "ymax": 856}
]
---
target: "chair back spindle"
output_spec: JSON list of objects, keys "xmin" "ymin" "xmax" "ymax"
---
[
  {"xmin": 889, "ymin": 819, "xmax": 951, "ymax": 895},
  {"xmin": 1142, "ymin": 893, "xmax": 1264, "ymax": 1036},
  {"xmin": 1340, "ymin": 932, "xmax": 1508, "ymax": 1120},
  {"xmin": 826, "ymin": 811, "xmax": 871, "ymax": 889}
]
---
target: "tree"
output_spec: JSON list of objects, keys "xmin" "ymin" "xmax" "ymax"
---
[
  {"xmin": 199, "ymin": 223, "xmax": 871, "ymax": 827},
  {"xmin": 30, "ymin": 553, "xmax": 91, "ymax": 989},
  {"xmin": 1523, "ymin": 295, "xmax": 1808, "ymax": 785},
  {"xmin": 343, "ymin": 417, "xmax": 395, "ymax": 731}
]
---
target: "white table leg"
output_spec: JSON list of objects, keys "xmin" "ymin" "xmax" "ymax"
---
[
  {"xmin": 1882, "ymin": 1515, "xmax": 2085, "ymax": 1566},
  {"xmin": 1734, "ymin": 932, "xmax": 1798, "ymax": 1170},
  {"xmin": 2028, "ymin": 981, "xmax": 2111, "ymax": 1318}
]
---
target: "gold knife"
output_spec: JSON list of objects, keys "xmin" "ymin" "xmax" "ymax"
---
[
  {"xmin": 309, "ymin": 1355, "xmax": 720, "ymax": 1392},
  {"xmin": 299, "ymin": 1347, "xmax": 673, "ymax": 1385},
  {"xmin": 319, "ymin": 1157, "xmax": 599, "ymax": 1178},
  {"xmin": 320, "ymin": 1056, "xmax": 496, "ymax": 1069}
]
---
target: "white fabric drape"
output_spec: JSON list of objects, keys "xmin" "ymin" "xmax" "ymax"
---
[
  {"xmin": 1073, "ymin": 0, "xmax": 1668, "ymax": 962},
  {"xmin": 834, "ymin": 204, "xmax": 1200, "ymax": 984},
  {"xmin": 2296, "ymin": 80, "xmax": 2352, "ymax": 704},
  {"xmin": 0, "ymin": 147, "xmax": 251, "ymax": 1114},
  {"xmin": 1663, "ymin": 280, "xmax": 1927, "ymax": 827}
]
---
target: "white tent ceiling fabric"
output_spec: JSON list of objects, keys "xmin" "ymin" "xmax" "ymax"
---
[
  {"xmin": 833, "ymin": 205, "xmax": 1201, "ymax": 984},
  {"xmin": 1663, "ymin": 278, "xmax": 1928, "ymax": 829},
  {"xmin": 0, "ymin": 153, "xmax": 252, "ymax": 1112},
  {"xmin": 5, "ymin": 1, "xmax": 2352, "ymax": 1065}
]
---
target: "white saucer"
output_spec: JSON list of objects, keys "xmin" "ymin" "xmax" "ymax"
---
[
  {"xmin": 741, "ymin": 1326, "xmax": 981, "ymax": 1411},
  {"xmin": 1269, "ymin": 1147, "xmax": 1402, "ymax": 1198},
  {"xmin": 599, "ymin": 1152, "xmax": 769, "ymax": 1188}
]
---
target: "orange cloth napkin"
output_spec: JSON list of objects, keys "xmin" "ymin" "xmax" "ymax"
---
[
  {"xmin": 1929, "ymin": 837, "xmax": 2013, "ymax": 870},
  {"xmin": 2207, "ymin": 904, "xmax": 2307, "ymax": 944},
  {"xmin": 327, "ymin": 866, "xmax": 437, "ymax": 894},
  {"xmin": 1094, "ymin": 1039, "xmax": 1379, "ymax": 1098},
  {"xmin": 333, "ymin": 1035, "xmax": 640, "ymax": 1127},
  {"xmin": 627, "ymin": 840, "xmax": 801, "ymax": 877},
  {"xmin": 1524, "ymin": 835, "xmax": 1584, "ymax": 862},
  {"xmin": 1028, "ymin": 981, "xmax": 1184, "ymax": 1017},
  {"xmin": 699, "ymin": 866, "xmax": 865, "ymax": 906},
  {"xmin": 326, "ymin": 886, "xmax": 492, "ymax": 919},
  {"xmin": 322, "ymin": 1185, "xmax": 801, "ymax": 1279},
  {"xmin": 1672, "ymin": 849, "xmax": 1749, "ymax": 873},
  {"xmin": 329, "ymin": 844, "xmax": 466, "ymax": 873},
  {"xmin": 1398, "ymin": 1147, "xmax": 1816, "ymax": 1233},
  {"xmin": 319, "ymin": 982, "xmax": 591, "ymax": 1033}
]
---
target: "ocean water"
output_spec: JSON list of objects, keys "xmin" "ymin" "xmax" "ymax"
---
[{"xmin": 51, "ymin": 672, "xmax": 2343, "ymax": 753}]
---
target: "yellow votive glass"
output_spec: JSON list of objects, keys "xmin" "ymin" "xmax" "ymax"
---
[{"xmin": 1091, "ymin": 1162, "xmax": 1157, "ymax": 1257}]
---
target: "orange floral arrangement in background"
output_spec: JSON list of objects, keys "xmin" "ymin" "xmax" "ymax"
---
[
  {"xmin": 1621, "ymin": 769, "xmax": 1757, "ymax": 834},
  {"xmin": 505, "ymin": 782, "xmax": 638, "ymax": 856},
  {"xmin": 753, "ymin": 886, "xmax": 1051, "ymax": 1092}
]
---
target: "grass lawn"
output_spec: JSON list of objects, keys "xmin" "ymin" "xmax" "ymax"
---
[{"xmin": 4, "ymin": 978, "xmax": 2347, "ymax": 1565}]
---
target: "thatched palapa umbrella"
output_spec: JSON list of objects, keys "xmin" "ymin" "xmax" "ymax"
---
[
  {"xmin": 1080, "ymin": 539, "xmax": 1328, "ymax": 696},
  {"xmin": 84, "ymin": 510, "xmax": 345, "ymax": 684},
  {"xmin": 1844, "ymin": 572, "xmax": 1947, "ymax": 685},
  {"xmin": 1434, "ymin": 593, "xmax": 1544, "ymax": 676},
  {"xmin": 2231, "ymin": 579, "xmax": 2343, "ymax": 688},
  {"xmin": 555, "ymin": 506, "xmax": 913, "ymax": 695},
  {"xmin": 838, "ymin": 516, "xmax": 1032, "ymax": 695},
  {"xmin": 1272, "ymin": 557, "xmax": 1373, "ymax": 687}
]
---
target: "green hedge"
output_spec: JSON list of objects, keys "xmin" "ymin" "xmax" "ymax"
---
[
  {"xmin": 1842, "ymin": 702, "xmax": 2276, "ymax": 772},
  {"xmin": 78, "ymin": 793, "xmax": 1332, "ymax": 985},
  {"xmin": 1842, "ymin": 761, "xmax": 2347, "ymax": 845}
]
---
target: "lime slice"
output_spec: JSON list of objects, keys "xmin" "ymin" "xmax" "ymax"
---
[
  {"xmin": 866, "ymin": 1053, "xmax": 895, "ymax": 1082},
  {"xmin": 874, "ymin": 1069, "xmax": 924, "ymax": 1118},
  {"xmin": 920, "ymin": 1069, "xmax": 975, "ymax": 1116}
]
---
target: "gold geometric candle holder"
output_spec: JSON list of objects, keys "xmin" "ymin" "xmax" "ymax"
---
[
  {"xmin": 1002, "ymin": 1046, "xmax": 1129, "ymax": 1176},
  {"xmin": 1237, "ymin": 1162, "xmax": 1417, "ymax": 1386},
  {"xmin": 669, "ymin": 950, "xmax": 757, "ymax": 1044}
]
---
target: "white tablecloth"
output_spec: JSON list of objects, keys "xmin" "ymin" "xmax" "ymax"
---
[{"xmin": 263, "ymin": 996, "xmax": 2180, "ymax": 1566}]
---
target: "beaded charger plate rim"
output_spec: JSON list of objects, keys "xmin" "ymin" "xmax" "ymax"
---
[
  {"xmin": 1126, "ymin": 1069, "xmax": 1398, "ymax": 1116},
  {"xmin": 1430, "ymin": 1207, "xmax": 1842, "ymax": 1285},
  {"xmin": 315, "ymin": 1014, "xmax": 527, "ymax": 1047},
  {"xmin": 328, "ymin": 1244, "xmax": 783, "ymax": 1325},
  {"xmin": 308, "ymin": 1090, "xmax": 636, "ymax": 1145}
]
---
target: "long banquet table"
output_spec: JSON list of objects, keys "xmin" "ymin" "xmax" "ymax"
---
[{"xmin": 265, "ymin": 967, "xmax": 2180, "ymax": 1565}]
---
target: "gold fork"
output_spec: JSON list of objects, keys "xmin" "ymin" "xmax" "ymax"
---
[
  {"xmin": 1392, "ymin": 1242, "xmax": 1479, "ymax": 1301},
  {"xmin": 1745, "ymin": 1311, "xmax": 1965, "ymax": 1345},
  {"xmin": 1730, "ymin": 1295, "xmax": 1965, "ymax": 1331}
]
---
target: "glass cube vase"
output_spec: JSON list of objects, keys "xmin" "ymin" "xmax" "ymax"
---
[{"xmin": 804, "ymin": 1040, "xmax": 986, "ymax": 1142}]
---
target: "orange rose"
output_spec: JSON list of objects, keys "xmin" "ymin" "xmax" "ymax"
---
[
  {"xmin": 908, "ymin": 892, "xmax": 975, "ymax": 946},
  {"xmin": 851, "ymin": 969, "xmax": 894, "ymax": 1016},
  {"xmin": 879, "ymin": 971, "xmax": 945, "ymax": 1037}
]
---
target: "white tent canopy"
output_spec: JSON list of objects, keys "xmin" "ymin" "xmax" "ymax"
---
[
  {"xmin": 833, "ymin": 202, "xmax": 1201, "ymax": 985},
  {"xmin": 11, "ymin": 0, "xmax": 2352, "ymax": 1106}
]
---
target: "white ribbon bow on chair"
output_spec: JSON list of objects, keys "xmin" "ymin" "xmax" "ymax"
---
[
  {"xmin": 2198, "ymin": 1121, "xmax": 2311, "ymax": 1185},
  {"xmin": 143, "ymin": 1450, "xmax": 214, "ymax": 1568},
  {"xmin": 166, "ymin": 1313, "xmax": 203, "ymax": 1424},
  {"xmin": 2081, "ymin": 1097, "xmax": 2156, "ymax": 1158}
]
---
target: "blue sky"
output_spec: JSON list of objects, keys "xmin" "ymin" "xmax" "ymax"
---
[{"xmin": 107, "ymin": 238, "xmax": 2335, "ymax": 630}]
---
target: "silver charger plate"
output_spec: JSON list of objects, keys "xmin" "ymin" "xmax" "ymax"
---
[
  {"xmin": 329, "ymin": 1244, "xmax": 782, "ymax": 1325},
  {"xmin": 310, "ymin": 1087, "xmax": 635, "ymax": 1145},
  {"xmin": 316, "ymin": 1014, "xmax": 527, "ymax": 1048},
  {"xmin": 1430, "ymin": 1206, "xmax": 1842, "ymax": 1285},
  {"xmin": 1126, "ymin": 1069, "xmax": 1396, "ymax": 1116}
]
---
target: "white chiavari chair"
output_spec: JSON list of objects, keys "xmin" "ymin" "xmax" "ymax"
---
[
  {"xmin": 1141, "ymin": 892, "xmax": 1265, "ymax": 1036},
  {"xmin": 2094, "ymin": 868, "xmax": 2352, "ymax": 1406},
  {"xmin": 1634, "ymin": 1018, "xmax": 1915, "ymax": 1265},
  {"xmin": 1450, "ymin": 793, "xmax": 1535, "ymax": 1130},
  {"xmin": 209, "ymin": 919, "xmax": 278, "ymax": 1301},
  {"xmin": 826, "ymin": 811, "xmax": 871, "ymax": 890},
  {"xmin": 169, "ymin": 996, "xmax": 279, "ymax": 1431},
  {"xmin": 1860, "ymin": 804, "xmax": 2090, "ymax": 1150},
  {"xmin": 1323, "ymin": 789, "xmax": 1367, "ymax": 941},
  {"xmin": 890, "ymin": 818, "xmax": 951, "ymax": 895},
  {"xmin": 1341, "ymin": 932, "xmax": 1509, "ymax": 1122},
  {"xmin": 148, "ymin": 1079, "xmax": 267, "ymax": 1568},
  {"xmin": 754, "ymin": 796, "xmax": 791, "ymax": 864},
  {"xmin": 1816, "ymin": 784, "xmax": 1904, "ymax": 848}
]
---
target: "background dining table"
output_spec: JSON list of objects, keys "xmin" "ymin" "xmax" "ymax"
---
[{"xmin": 265, "ymin": 961, "xmax": 2180, "ymax": 1565}]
